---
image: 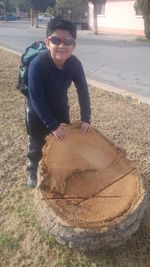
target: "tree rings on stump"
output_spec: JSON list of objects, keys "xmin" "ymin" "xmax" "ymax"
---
[{"xmin": 35, "ymin": 124, "xmax": 147, "ymax": 250}]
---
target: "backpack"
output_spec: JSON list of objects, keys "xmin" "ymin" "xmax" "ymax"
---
[{"xmin": 17, "ymin": 41, "xmax": 49, "ymax": 97}]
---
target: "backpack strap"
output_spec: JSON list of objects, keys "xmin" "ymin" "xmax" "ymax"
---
[{"xmin": 39, "ymin": 50, "xmax": 52, "ymax": 85}]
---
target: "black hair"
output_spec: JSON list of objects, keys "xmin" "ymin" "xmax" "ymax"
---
[{"xmin": 46, "ymin": 17, "xmax": 77, "ymax": 39}]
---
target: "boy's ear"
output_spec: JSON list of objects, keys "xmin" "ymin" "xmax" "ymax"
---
[{"xmin": 45, "ymin": 38, "xmax": 49, "ymax": 49}]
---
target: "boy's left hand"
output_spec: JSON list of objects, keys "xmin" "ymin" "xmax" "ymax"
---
[{"xmin": 80, "ymin": 121, "xmax": 91, "ymax": 133}]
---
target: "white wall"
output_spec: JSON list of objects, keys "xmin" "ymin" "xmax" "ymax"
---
[{"xmin": 89, "ymin": 0, "xmax": 144, "ymax": 34}]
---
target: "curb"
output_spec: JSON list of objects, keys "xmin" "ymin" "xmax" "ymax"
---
[
  {"xmin": 0, "ymin": 45, "xmax": 150, "ymax": 106},
  {"xmin": 0, "ymin": 45, "xmax": 21, "ymax": 57},
  {"xmin": 87, "ymin": 78, "xmax": 150, "ymax": 105}
]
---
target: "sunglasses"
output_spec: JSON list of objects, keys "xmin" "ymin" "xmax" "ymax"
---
[{"xmin": 48, "ymin": 36, "xmax": 75, "ymax": 46}]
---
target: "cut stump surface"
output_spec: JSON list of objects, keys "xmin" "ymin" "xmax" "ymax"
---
[{"xmin": 35, "ymin": 124, "xmax": 147, "ymax": 250}]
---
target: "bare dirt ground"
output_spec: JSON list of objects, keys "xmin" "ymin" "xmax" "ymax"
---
[{"xmin": 0, "ymin": 48, "xmax": 150, "ymax": 267}]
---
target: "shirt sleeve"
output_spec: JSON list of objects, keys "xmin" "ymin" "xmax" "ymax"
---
[
  {"xmin": 28, "ymin": 57, "xmax": 59, "ymax": 132},
  {"xmin": 72, "ymin": 57, "xmax": 91, "ymax": 123}
]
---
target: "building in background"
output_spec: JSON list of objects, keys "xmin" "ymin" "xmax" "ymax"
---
[{"xmin": 88, "ymin": 0, "xmax": 144, "ymax": 36}]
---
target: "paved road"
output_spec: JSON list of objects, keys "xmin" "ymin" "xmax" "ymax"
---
[{"xmin": 0, "ymin": 20, "xmax": 150, "ymax": 100}]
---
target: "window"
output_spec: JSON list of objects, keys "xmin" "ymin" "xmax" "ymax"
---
[
  {"xmin": 135, "ymin": 8, "xmax": 142, "ymax": 16},
  {"xmin": 97, "ymin": 3, "xmax": 105, "ymax": 15},
  {"xmin": 135, "ymin": 3, "xmax": 142, "ymax": 16}
]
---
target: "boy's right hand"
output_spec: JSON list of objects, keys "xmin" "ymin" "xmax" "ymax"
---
[{"xmin": 52, "ymin": 123, "xmax": 66, "ymax": 140}]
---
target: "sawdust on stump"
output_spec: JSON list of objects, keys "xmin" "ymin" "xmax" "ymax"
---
[{"xmin": 35, "ymin": 124, "xmax": 146, "ymax": 250}]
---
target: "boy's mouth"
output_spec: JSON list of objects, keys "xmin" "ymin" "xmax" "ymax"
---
[
  {"xmin": 57, "ymin": 50, "xmax": 67, "ymax": 53},
  {"xmin": 56, "ymin": 51, "xmax": 68, "ymax": 57}
]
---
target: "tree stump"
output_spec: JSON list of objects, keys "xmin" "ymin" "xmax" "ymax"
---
[{"xmin": 35, "ymin": 124, "xmax": 147, "ymax": 251}]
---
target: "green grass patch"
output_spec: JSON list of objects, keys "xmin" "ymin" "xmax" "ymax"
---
[{"xmin": 0, "ymin": 232, "xmax": 19, "ymax": 251}]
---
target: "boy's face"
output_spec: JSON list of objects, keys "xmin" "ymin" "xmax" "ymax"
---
[{"xmin": 46, "ymin": 29, "xmax": 76, "ymax": 67}]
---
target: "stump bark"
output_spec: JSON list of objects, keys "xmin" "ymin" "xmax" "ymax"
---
[{"xmin": 35, "ymin": 124, "xmax": 147, "ymax": 250}]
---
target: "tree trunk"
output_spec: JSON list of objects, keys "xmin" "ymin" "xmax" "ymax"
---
[
  {"xmin": 143, "ymin": 13, "xmax": 150, "ymax": 40},
  {"xmin": 30, "ymin": 8, "xmax": 34, "ymax": 27},
  {"xmin": 93, "ymin": 1, "xmax": 98, "ymax": 34},
  {"xmin": 35, "ymin": 9, "xmax": 39, "ymax": 28},
  {"xmin": 3, "ymin": 0, "xmax": 7, "ymax": 21}
]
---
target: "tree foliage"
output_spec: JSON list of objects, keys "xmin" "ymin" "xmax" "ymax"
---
[
  {"xmin": 19, "ymin": 0, "xmax": 29, "ymax": 12},
  {"xmin": 16, "ymin": 0, "xmax": 30, "ymax": 12},
  {"xmin": 29, "ymin": 0, "xmax": 56, "ymax": 11},
  {"xmin": 2, "ymin": 0, "xmax": 56, "ymax": 27},
  {"xmin": 2, "ymin": 0, "xmax": 56, "ymax": 13},
  {"xmin": 54, "ymin": 0, "xmax": 88, "ymax": 21},
  {"xmin": 3, "ymin": 0, "xmax": 16, "ymax": 13},
  {"xmin": 89, "ymin": 0, "xmax": 105, "ymax": 3}
]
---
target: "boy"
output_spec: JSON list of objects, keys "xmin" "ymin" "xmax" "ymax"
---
[{"xmin": 26, "ymin": 18, "xmax": 91, "ymax": 188}]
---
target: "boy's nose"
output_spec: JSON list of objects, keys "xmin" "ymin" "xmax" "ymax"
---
[{"xmin": 59, "ymin": 42, "xmax": 65, "ymax": 47}]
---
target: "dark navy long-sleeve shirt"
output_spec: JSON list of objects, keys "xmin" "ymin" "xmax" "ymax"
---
[{"xmin": 28, "ymin": 51, "xmax": 91, "ymax": 132}]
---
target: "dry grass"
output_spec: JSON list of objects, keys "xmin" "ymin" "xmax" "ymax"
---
[{"xmin": 0, "ymin": 48, "xmax": 150, "ymax": 267}]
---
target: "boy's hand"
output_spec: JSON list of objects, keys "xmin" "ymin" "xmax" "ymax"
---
[
  {"xmin": 80, "ymin": 121, "xmax": 91, "ymax": 133},
  {"xmin": 52, "ymin": 123, "xmax": 66, "ymax": 140}
]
